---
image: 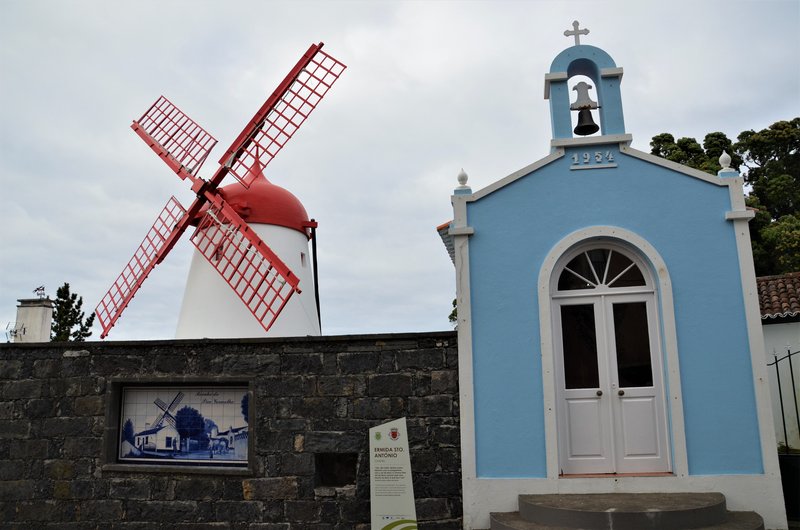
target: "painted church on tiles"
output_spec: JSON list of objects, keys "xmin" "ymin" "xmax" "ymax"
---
[{"xmin": 444, "ymin": 22, "xmax": 787, "ymax": 529}]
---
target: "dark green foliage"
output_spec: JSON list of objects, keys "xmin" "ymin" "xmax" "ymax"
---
[
  {"xmin": 448, "ymin": 299, "xmax": 457, "ymax": 325},
  {"xmin": 651, "ymin": 118, "xmax": 800, "ymax": 276},
  {"xmin": 649, "ymin": 131, "xmax": 742, "ymax": 174},
  {"xmin": 761, "ymin": 214, "xmax": 800, "ymax": 273},
  {"xmin": 122, "ymin": 419, "xmax": 135, "ymax": 444},
  {"xmin": 50, "ymin": 282, "xmax": 95, "ymax": 342},
  {"xmin": 737, "ymin": 119, "xmax": 799, "ymax": 275}
]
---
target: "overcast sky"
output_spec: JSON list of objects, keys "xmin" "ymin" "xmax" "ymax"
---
[{"xmin": 1, "ymin": 0, "xmax": 798, "ymax": 341}]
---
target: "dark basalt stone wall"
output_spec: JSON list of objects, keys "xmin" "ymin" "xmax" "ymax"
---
[{"xmin": 0, "ymin": 331, "xmax": 461, "ymax": 529}]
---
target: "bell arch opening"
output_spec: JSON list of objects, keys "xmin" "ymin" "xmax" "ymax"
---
[{"xmin": 567, "ymin": 74, "xmax": 601, "ymax": 138}]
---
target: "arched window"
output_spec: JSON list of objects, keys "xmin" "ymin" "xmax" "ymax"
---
[{"xmin": 556, "ymin": 247, "xmax": 648, "ymax": 292}]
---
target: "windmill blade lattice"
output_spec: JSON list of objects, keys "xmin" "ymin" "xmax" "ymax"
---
[
  {"xmin": 191, "ymin": 200, "xmax": 300, "ymax": 333},
  {"xmin": 96, "ymin": 197, "xmax": 187, "ymax": 338},
  {"xmin": 220, "ymin": 46, "xmax": 346, "ymax": 189},
  {"xmin": 132, "ymin": 96, "xmax": 218, "ymax": 181},
  {"xmin": 154, "ymin": 392, "xmax": 184, "ymax": 414},
  {"xmin": 152, "ymin": 392, "xmax": 184, "ymax": 428}
]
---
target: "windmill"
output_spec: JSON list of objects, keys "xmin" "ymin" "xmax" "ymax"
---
[
  {"xmin": 152, "ymin": 392, "xmax": 184, "ymax": 429},
  {"xmin": 95, "ymin": 43, "xmax": 346, "ymax": 339}
]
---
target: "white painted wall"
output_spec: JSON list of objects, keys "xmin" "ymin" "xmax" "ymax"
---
[
  {"xmin": 763, "ymin": 320, "xmax": 800, "ymax": 450},
  {"xmin": 176, "ymin": 223, "xmax": 320, "ymax": 339}
]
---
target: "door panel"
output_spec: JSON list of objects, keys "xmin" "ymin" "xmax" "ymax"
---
[
  {"xmin": 619, "ymin": 396, "xmax": 659, "ymax": 457},
  {"xmin": 566, "ymin": 399, "xmax": 607, "ymax": 457}
]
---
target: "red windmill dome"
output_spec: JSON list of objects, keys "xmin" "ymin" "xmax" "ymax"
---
[{"xmin": 204, "ymin": 159, "xmax": 312, "ymax": 235}]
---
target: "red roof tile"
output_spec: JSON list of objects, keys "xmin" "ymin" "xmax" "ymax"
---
[{"xmin": 757, "ymin": 272, "xmax": 800, "ymax": 319}]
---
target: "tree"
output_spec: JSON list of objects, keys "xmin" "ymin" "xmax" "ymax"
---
[
  {"xmin": 736, "ymin": 118, "xmax": 800, "ymax": 220},
  {"xmin": 737, "ymin": 119, "xmax": 800, "ymax": 275},
  {"xmin": 761, "ymin": 215, "xmax": 800, "ymax": 273},
  {"xmin": 51, "ymin": 283, "xmax": 95, "ymax": 342},
  {"xmin": 241, "ymin": 394, "xmax": 249, "ymax": 424},
  {"xmin": 122, "ymin": 419, "xmax": 135, "ymax": 445},
  {"xmin": 651, "ymin": 118, "xmax": 800, "ymax": 275},
  {"xmin": 175, "ymin": 406, "xmax": 206, "ymax": 452},
  {"xmin": 448, "ymin": 299, "xmax": 458, "ymax": 326},
  {"xmin": 649, "ymin": 131, "xmax": 742, "ymax": 174}
]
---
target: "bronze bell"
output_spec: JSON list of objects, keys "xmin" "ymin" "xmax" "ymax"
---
[{"xmin": 574, "ymin": 109, "xmax": 599, "ymax": 136}]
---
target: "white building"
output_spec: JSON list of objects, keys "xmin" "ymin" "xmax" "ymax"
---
[
  {"xmin": 135, "ymin": 423, "xmax": 180, "ymax": 453},
  {"xmin": 758, "ymin": 272, "xmax": 800, "ymax": 450}
]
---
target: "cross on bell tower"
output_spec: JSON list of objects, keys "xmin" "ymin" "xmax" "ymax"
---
[{"xmin": 564, "ymin": 20, "xmax": 589, "ymax": 46}]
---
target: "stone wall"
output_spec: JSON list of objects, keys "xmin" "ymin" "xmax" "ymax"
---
[{"xmin": 0, "ymin": 331, "xmax": 461, "ymax": 529}]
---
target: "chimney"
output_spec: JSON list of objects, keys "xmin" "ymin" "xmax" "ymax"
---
[{"xmin": 14, "ymin": 298, "xmax": 54, "ymax": 343}]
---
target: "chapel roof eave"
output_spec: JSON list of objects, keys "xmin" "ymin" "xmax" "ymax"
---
[
  {"xmin": 464, "ymin": 149, "xmax": 566, "ymax": 202},
  {"xmin": 619, "ymin": 144, "xmax": 732, "ymax": 187}
]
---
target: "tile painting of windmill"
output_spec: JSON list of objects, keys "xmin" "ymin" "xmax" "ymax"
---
[{"xmin": 118, "ymin": 386, "xmax": 248, "ymax": 467}]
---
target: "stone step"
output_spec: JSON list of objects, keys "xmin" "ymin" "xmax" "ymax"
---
[
  {"xmin": 490, "ymin": 510, "xmax": 764, "ymax": 530},
  {"xmin": 520, "ymin": 492, "xmax": 726, "ymax": 528},
  {"xmin": 489, "ymin": 493, "xmax": 765, "ymax": 530}
]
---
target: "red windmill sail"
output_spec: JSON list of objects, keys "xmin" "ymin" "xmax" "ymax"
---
[{"xmin": 95, "ymin": 43, "xmax": 346, "ymax": 338}]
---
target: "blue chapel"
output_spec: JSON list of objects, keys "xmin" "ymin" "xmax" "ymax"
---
[{"xmin": 446, "ymin": 22, "xmax": 786, "ymax": 529}]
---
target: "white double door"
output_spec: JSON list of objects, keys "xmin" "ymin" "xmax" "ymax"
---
[{"xmin": 554, "ymin": 292, "xmax": 670, "ymax": 474}]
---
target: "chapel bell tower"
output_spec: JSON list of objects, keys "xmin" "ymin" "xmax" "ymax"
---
[{"xmin": 544, "ymin": 21, "xmax": 626, "ymax": 141}]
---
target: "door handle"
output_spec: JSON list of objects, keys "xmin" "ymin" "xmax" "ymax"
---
[
  {"xmin": 618, "ymin": 389, "xmax": 625, "ymax": 396},
  {"xmin": 596, "ymin": 390, "xmax": 603, "ymax": 396}
]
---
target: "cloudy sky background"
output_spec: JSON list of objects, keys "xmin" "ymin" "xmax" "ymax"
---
[{"xmin": 1, "ymin": 0, "xmax": 798, "ymax": 341}]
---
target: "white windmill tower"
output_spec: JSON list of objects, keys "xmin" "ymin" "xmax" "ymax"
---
[
  {"xmin": 176, "ymin": 157, "xmax": 322, "ymax": 338},
  {"xmin": 95, "ymin": 43, "xmax": 345, "ymax": 339}
]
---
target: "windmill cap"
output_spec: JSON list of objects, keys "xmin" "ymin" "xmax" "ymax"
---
[
  {"xmin": 225, "ymin": 175, "xmax": 312, "ymax": 235},
  {"xmin": 193, "ymin": 173, "xmax": 313, "ymax": 236}
]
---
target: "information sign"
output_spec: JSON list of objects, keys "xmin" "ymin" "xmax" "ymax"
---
[{"xmin": 369, "ymin": 417, "xmax": 418, "ymax": 529}]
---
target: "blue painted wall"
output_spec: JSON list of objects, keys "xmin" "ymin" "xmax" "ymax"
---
[{"xmin": 467, "ymin": 144, "xmax": 762, "ymax": 477}]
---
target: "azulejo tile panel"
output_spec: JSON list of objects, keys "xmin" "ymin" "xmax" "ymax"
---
[{"xmin": 119, "ymin": 385, "xmax": 249, "ymax": 467}]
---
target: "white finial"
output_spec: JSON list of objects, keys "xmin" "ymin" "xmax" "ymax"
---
[
  {"xmin": 454, "ymin": 168, "xmax": 472, "ymax": 194},
  {"xmin": 719, "ymin": 150, "xmax": 732, "ymax": 170},
  {"xmin": 457, "ymin": 168, "xmax": 469, "ymax": 187},
  {"xmin": 564, "ymin": 20, "xmax": 589, "ymax": 46}
]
